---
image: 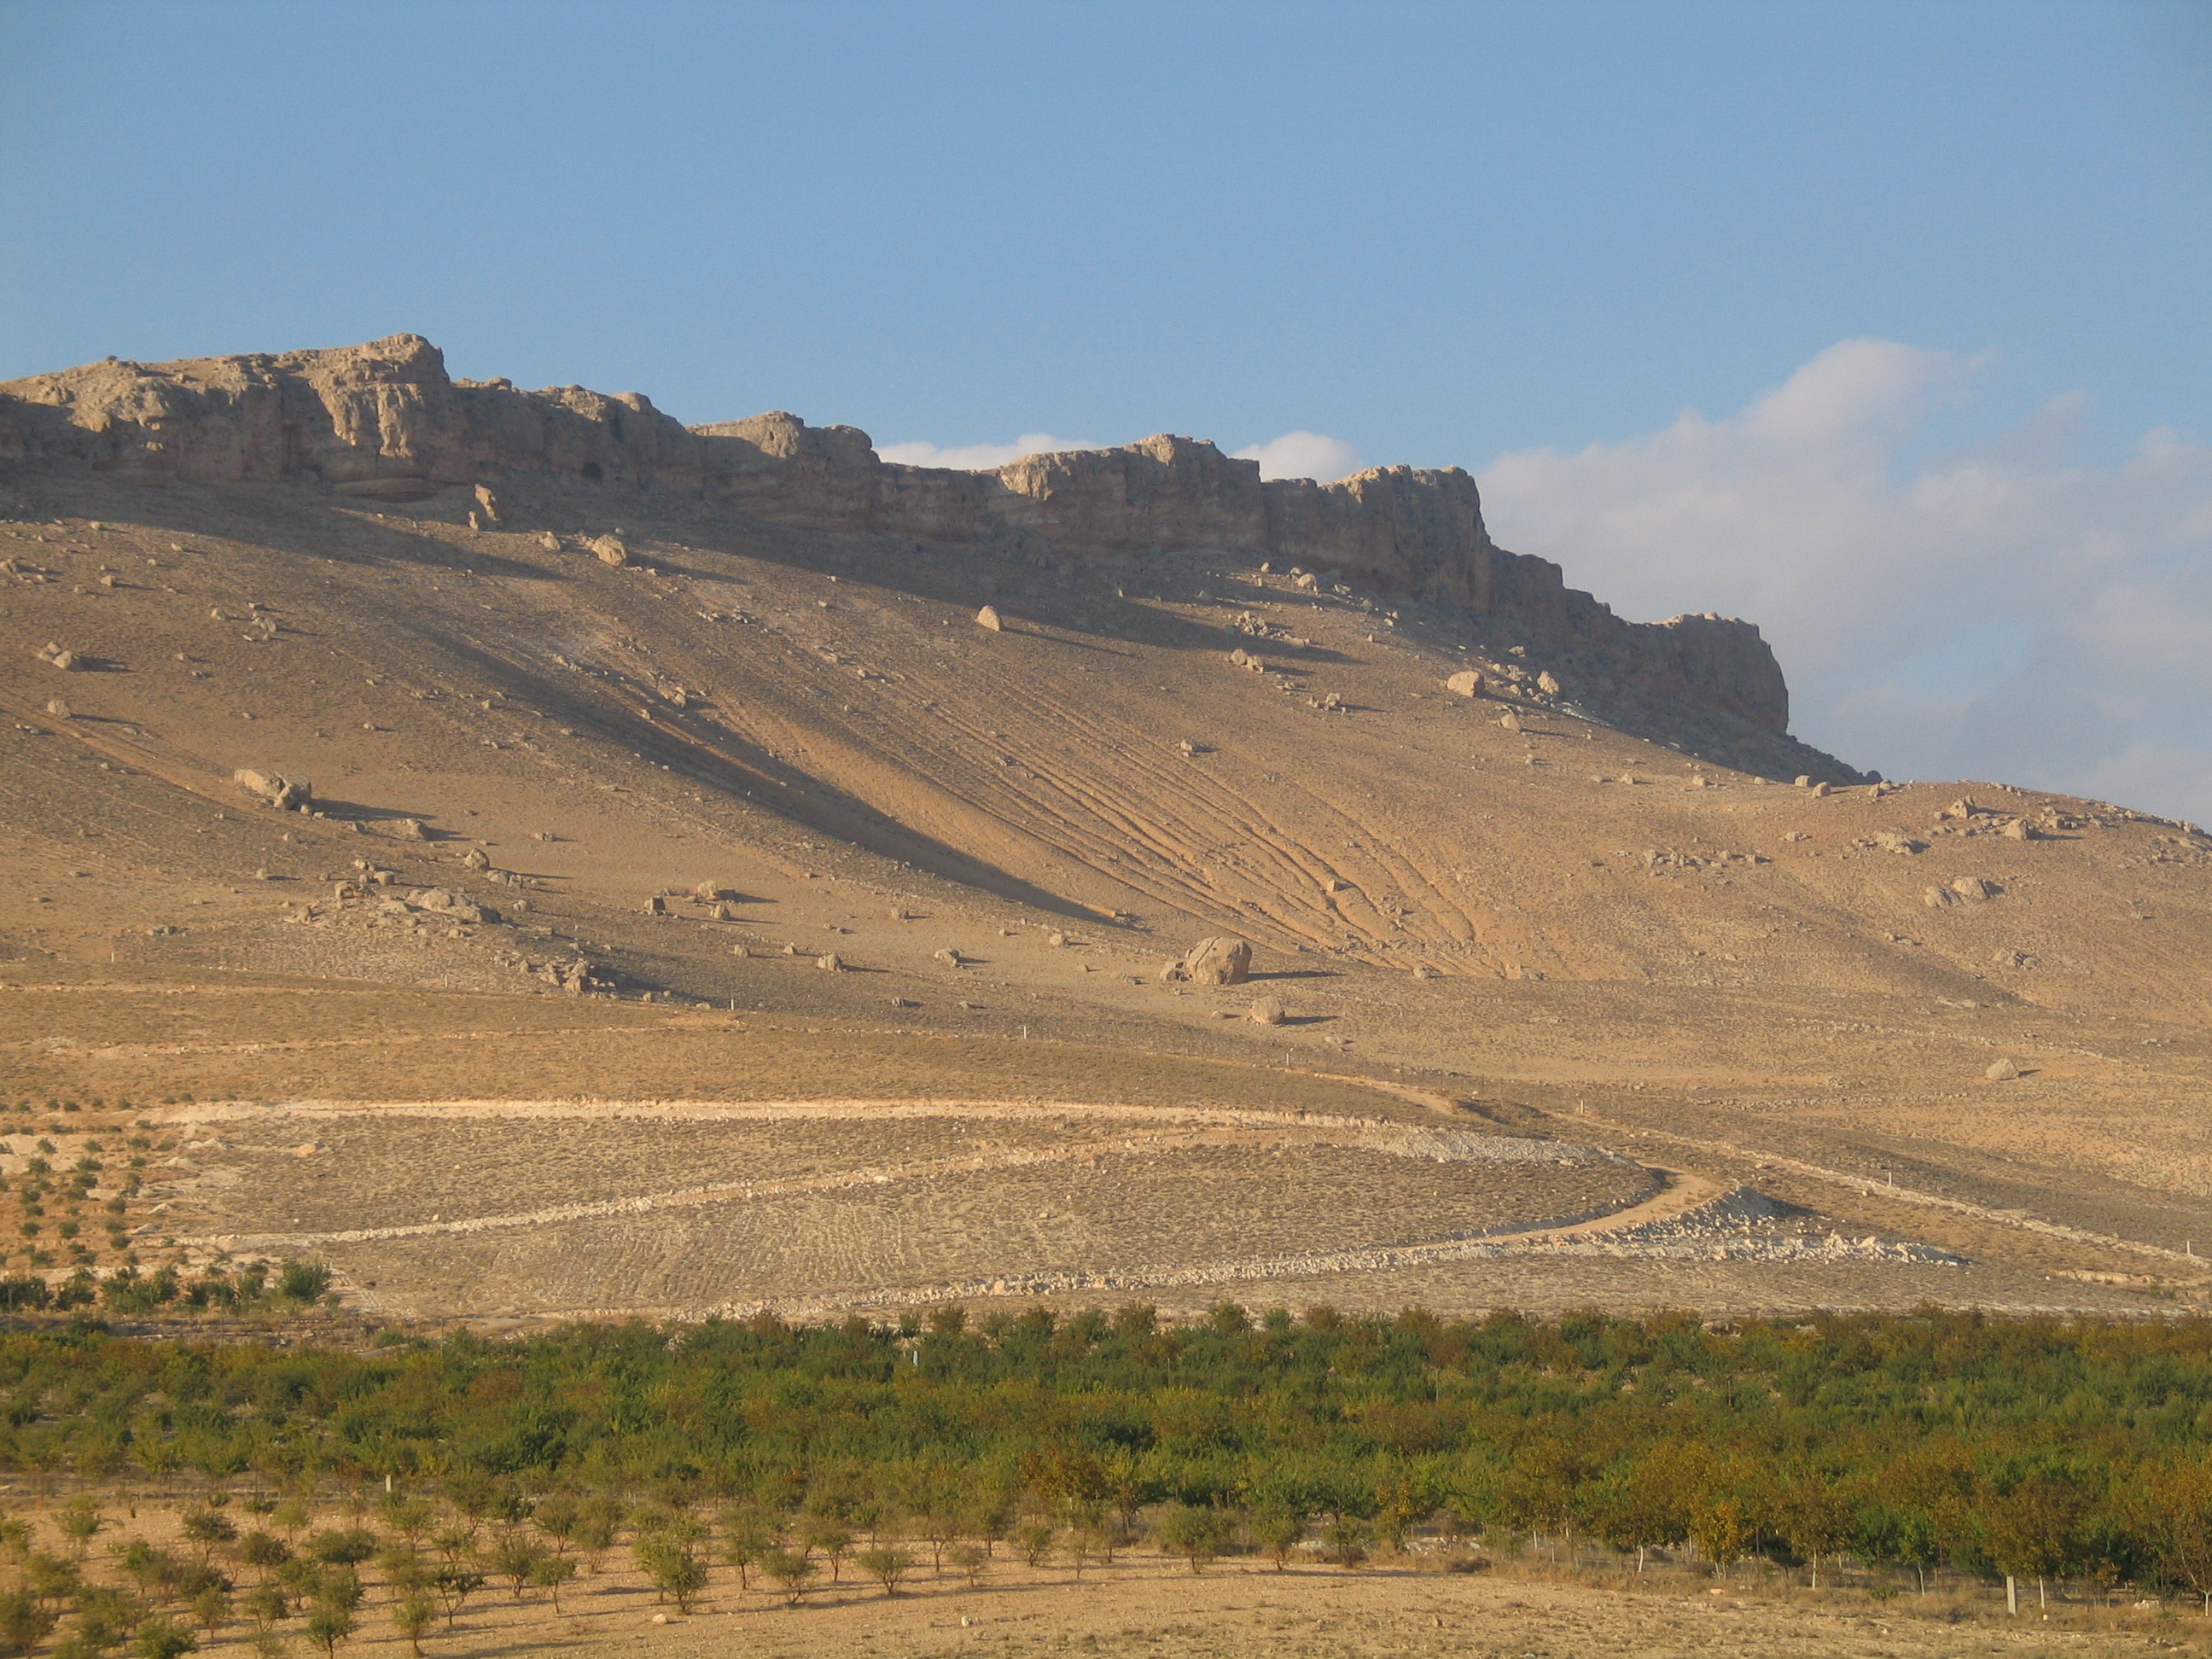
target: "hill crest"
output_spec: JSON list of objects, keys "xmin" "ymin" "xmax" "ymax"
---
[{"xmin": 2, "ymin": 334, "xmax": 1790, "ymax": 737}]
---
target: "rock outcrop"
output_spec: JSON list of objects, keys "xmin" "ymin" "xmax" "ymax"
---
[
  {"xmin": 1162, "ymin": 935, "xmax": 1253, "ymax": 986},
  {"xmin": 0, "ymin": 335, "xmax": 1792, "ymax": 734}
]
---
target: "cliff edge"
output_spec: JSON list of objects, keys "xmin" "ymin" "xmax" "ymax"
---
[{"xmin": 1, "ymin": 334, "xmax": 1789, "ymax": 735}]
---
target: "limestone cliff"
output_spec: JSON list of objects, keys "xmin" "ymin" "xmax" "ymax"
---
[{"xmin": 0, "ymin": 334, "xmax": 1790, "ymax": 735}]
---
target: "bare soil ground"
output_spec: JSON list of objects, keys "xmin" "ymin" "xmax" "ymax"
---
[
  {"xmin": 0, "ymin": 471, "xmax": 2205, "ymax": 1327},
  {"xmin": 0, "ymin": 1491, "xmax": 2186, "ymax": 1659}
]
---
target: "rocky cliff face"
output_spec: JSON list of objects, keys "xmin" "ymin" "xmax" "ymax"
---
[{"xmin": 0, "ymin": 334, "xmax": 1790, "ymax": 734}]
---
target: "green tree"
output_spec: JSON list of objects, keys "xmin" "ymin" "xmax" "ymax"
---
[
  {"xmin": 304, "ymin": 1531, "xmax": 375, "ymax": 1569},
  {"xmin": 797, "ymin": 1514, "xmax": 852, "ymax": 1585},
  {"xmin": 58, "ymin": 1500, "xmax": 105, "ymax": 1558},
  {"xmin": 1688, "ymin": 1493, "xmax": 1755, "ymax": 1577},
  {"xmin": 760, "ymin": 1548, "xmax": 815, "ymax": 1607},
  {"xmin": 1014, "ymin": 1522, "xmax": 1054, "ymax": 1568},
  {"xmin": 238, "ymin": 1534, "xmax": 290, "ymax": 1581},
  {"xmin": 529, "ymin": 1497, "xmax": 578, "ymax": 1556},
  {"xmin": 301, "ymin": 1607, "xmax": 352, "ymax": 1659},
  {"xmin": 391, "ymin": 1596, "xmax": 434, "ymax": 1659},
  {"xmin": 0, "ymin": 1592, "xmax": 57, "ymax": 1659},
  {"xmin": 1983, "ymin": 1471, "xmax": 2088, "ymax": 1611},
  {"xmin": 185, "ymin": 1588, "xmax": 228, "ymax": 1644},
  {"xmin": 1773, "ymin": 1473, "xmax": 1854, "ymax": 1590},
  {"xmin": 133, "ymin": 1619, "xmax": 196, "ymax": 1659},
  {"xmin": 947, "ymin": 1542, "xmax": 989, "ymax": 1588},
  {"xmin": 117, "ymin": 1544, "xmax": 185, "ymax": 1607},
  {"xmin": 634, "ymin": 1539, "xmax": 707, "ymax": 1615},
  {"xmin": 276, "ymin": 1262, "xmax": 332, "ymax": 1304},
  {"xmin": 1323, "ymin": 1511, "xmax": 1369, "ymax": 1569},
  {"xmin": 241, "ymin": 1586, "xmax": 289, "ymax": 1629},
  {"xmin": 527, "ymin": 1556, "xmax": 575, "ymax": 1614},
  {"xmin": 717, "ymin": 1506, "xmax": 774, "ymax": 1592},
  {"xmin": 178, "ymin": 1512, "xmax": 236, "ymax": 1565},
  {"xmin": 1589, "ymin": 1445, "xmax": 1697, "ymax": 1573},
  {"xmin": 486, "ymin": 1535, "xmax": 548, "ymax": 1600},
  {"xmin": 858, "ymin": 1545, "xmax": 911, "ymax": 1598},
  {"xmin": 1251, "ymin": 1500, "xmax": 1308, "ymax": 1572},
  {"xmin": 26, "ymin": 1553, "xmax": 84, "ymax": 1610},
  {"xmin": 428, "ymin": 1569, "xmax": 481, "ymax": 1633},
  {"xmin": 1154, "ymin": 1505, "xmax": 1231, "ymax": 1575}
]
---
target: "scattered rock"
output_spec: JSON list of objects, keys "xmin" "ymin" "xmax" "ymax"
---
[
  {"xmin": 692, "ymin": 881, "xmax": 728, "ymax": 902},
  {"xmin": 1794, "ymin": 775, "xmax": 1813, "ymax": 789},
  {"xmin": 1536, "ymin": 670, "xmax": 1562, "ymax": 696},
  {"xmin": 1498, "ymin": 712, "xmax": 1522, "ymax": 731},
  {"xmin": 1410, "ymin": 963, "xmax": 1437, "ymax": 980},
  {"xmin": 1444, "ymin": 670, "xmax": 1484, "ymax": 697},
  {"xmin": 2002, "ymin": 818, "xmax": 2036, "ymax": 841},
  {"xmin": 1249, "ymin": 996, "xmax": 1286, "ymax": 1026},
  {"xmin": 460, "ymin": 847, "xmax": 491, "ymax": 870},
  {"xmin": 408, "ymin": 887, "xmax": 488, "ymax": 923},
  {"xmin": 646, "ymin": 894, "xmax": 668, "ymax": 915},
  {"xmin": 472, "ymin": 483, "xmax": 503, "ymax": 523},
  {"xmin": 933, "ymin": 948, "xmax": 966, "ymax": 968},
  {"xmin": 388, "ymin": 818, "xmax": 428, "ymax": 841},
  {"xmin": 711, "ymin": 901, "xmax": 741, "ymax": 921},
  {"xmin": 1951, "ymin": 876, "xmax": 2000, "ymax": 903},
  {"xmin": 1163, "ymin": 934, "xmax": 1252, "ymax": 986},
  {"xmin": 538, "ymin": 531, "xmax": 561, "ymax": 552},
  {"xmin": 815, "ymin": 952, "xmax": 844, "ymax": 971},
  {"xmin": 587, "ymin": 534, "xmax": 629, "ymax": 567},
  {"xmin": 1871, "ymin": 831, "xmax": 1925, "ymax": 854},
  {"xmin": 1985, "ymin": 1057, "xmax": 2022, "ymax": 1082},
  {"xmin": 1293, "ymin": 571, "xmax": 1318, "ymax": 590},
  {"xmin": 975, "ymin": 604, "xmax": 1004, "ymax": 632},
  {"xmin": 44, "ymin": 699, "xmax": 71, "ymax": 719}
]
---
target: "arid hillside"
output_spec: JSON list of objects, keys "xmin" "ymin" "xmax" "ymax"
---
[{"xmin": 0, "ymin": 336, "xmax": 2207, "ymax": 1327}]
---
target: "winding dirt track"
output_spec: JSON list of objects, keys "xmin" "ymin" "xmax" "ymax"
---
[{"xmin": 156, "ymin": 1098, "xmax": 1959, "ymax": 1320}]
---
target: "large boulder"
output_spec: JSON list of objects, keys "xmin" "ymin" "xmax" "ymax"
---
[
  {"xmin": 1165, "ymin": 935, "xmax": 1252, "ymax": 986},
  {"xmin": 233, "ymin": 768, "xmax": 311, "ymax": 810}
]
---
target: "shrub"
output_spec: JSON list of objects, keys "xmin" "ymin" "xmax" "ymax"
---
[
  {"xmin": 136, "ymin": 1616, "xmax": 200, "ymax": 1659},
  {"xmin": 1155, "ymin": 1504, "xmax": 1232, "ymax": 1575},
  {"xmin": 857, "ymin": 1545, "xmax": 910, "ymax": 1597},
  {"xmin": 276, "ymin": 1262, "xmax": 332, "ymax": 1304}
]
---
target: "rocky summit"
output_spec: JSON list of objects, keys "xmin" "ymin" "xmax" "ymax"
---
[{"xmin": 3, "ymin": 335, "xmax": 1794, "ymax": 738}]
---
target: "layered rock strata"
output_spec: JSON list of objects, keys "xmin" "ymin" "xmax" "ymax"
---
[{"xmin": 0, "ymin": 334, "xmax": 1789, "ymax": 733}]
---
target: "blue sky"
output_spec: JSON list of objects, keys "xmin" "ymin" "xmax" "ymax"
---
[{"xmin": 4, "ymin": 2, "xmax": 2210, "ymax": 816}]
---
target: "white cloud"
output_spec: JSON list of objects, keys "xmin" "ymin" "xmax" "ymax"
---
[
  {"xmin": 1232, "ymin": 431, "xmax": 1360, "ymax": 482},
  {"xmin": 876, "ymin": 434, "xmax": 1094, "ymax": 470},
  {"xmin": 1476, "ymin": 339, "xmax": 2212, "ymax": 824}
]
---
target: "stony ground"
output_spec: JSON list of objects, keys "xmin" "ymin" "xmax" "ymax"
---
[{"xmin": 0, "ymin": 474, "xmax": 2206, "ymax": 1324}]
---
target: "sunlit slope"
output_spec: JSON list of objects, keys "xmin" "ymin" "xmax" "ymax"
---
[{"xmin": 1, "ymin": 474, "xmax": 2206, "ymax": 1024}]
